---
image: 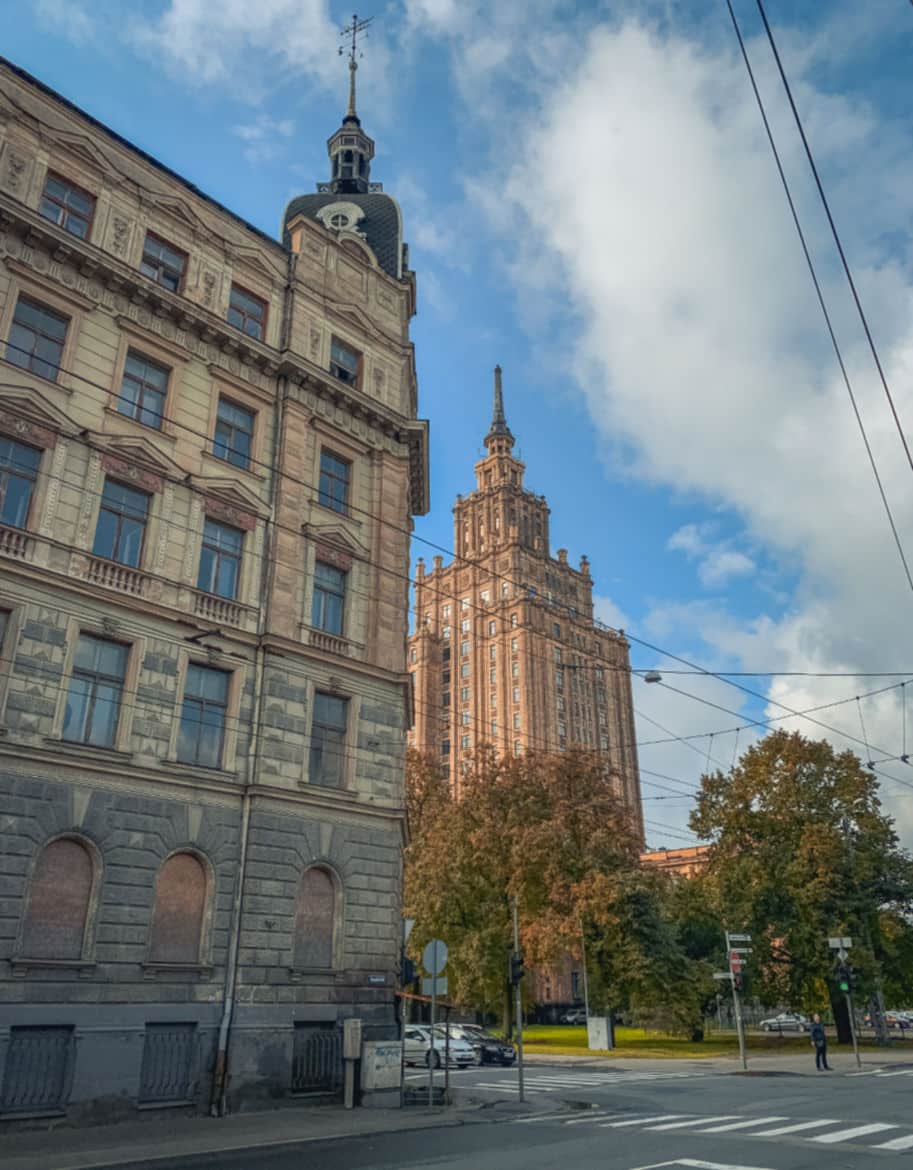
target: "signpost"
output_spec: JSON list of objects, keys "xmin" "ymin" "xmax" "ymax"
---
[
  {"xmin": 725, "ymin": 930, "xmax": 751, "ymax": 1070},
  {"xmin": 512, "ymin": 897, "xmax": 525, "ymax": 1103},
  {"xmin": 829, "ymin": 936, "xmax": 861, "ymax": 1068},
  {"xmin": 422, "ymin": 939, "xmax": 447, "ymax": 1107}
]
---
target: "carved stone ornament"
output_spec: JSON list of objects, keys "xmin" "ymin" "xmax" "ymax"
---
[
  {"xmin": 203, "ymin": 494, "xmax": 256, "ymax": 531},
  {"xmin": 315, "ymin": 541, "xmax": 353, "ymax": 571},
  {"xmin": 101, "ymin": 454, "xmax": 164, "ymax": 494},
  {"xmin": 202, "ymin": 270, "xmax": 216, "ymax": 308},
  {"xmin": 3, "ymin": 151, "xmax": 26, "ymax": 194},
  {"xmin": 309, "ymin": 328, "xmax": 320, "ymax": 359},
  {"xmin": 0, "ymin": 409, "xmax": 55, "ymax": 449},
  {"xmin": 111, "ymin": 217, "xmax": 130, "ymax": 257}
]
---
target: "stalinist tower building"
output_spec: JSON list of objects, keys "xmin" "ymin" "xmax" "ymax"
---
[{"xmin": 408, "ymin": 370, "xmax": 643, "ymax": 841}]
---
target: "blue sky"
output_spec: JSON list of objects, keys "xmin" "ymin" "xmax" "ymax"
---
[{"xmin": 8, "ymin": 0, "xmax": 913, "ymax": 847}]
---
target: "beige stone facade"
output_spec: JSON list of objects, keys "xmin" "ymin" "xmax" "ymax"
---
[
  {"xmin": 640, "ymin": 845, "xmax": 710, "ymax": 878},
  {"xmin": 407, "ymin": 369, "xmax": 643, "ymax": 838},
  {"xmin": 0, "ymin": 56, "xmax": 427, "ymax": 1119}
]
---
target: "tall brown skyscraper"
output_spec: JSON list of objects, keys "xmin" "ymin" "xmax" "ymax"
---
[{"xmin": 408, "ymin": 369, "xmax": 643, "ymax": 841}]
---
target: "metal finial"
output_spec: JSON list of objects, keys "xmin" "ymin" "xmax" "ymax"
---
[{"xmin": 340, "ymin": 12, "xmax": 373, "ymax": 119}]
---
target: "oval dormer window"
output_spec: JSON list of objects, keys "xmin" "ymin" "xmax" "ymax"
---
[{"xmin": 330, "ymin": 213, "xmax": 350, "ymax": 229}]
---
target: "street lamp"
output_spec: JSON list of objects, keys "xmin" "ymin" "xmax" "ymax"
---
[{"xmin": 643, "ymin": 670, "xmax": 662, "ymax": 684}]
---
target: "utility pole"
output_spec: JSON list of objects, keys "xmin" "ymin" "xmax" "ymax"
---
[
  {"xmin": 842, "ymin": 816, "xmax": 889, "ymax": 1045},
  {"xmin": 830, "ymin": 938, "xmax": 862, "ymax": 1068},
  {"xmin": 580, "ymin": 918, "xmax": 591, "ymax": 1023},
  {"xmin": 726, "ymin": 931, "xmax": 751, "ymax": 1071},
  {"xmin": 511, "ymin": 897, "xmax": 525, "ymax": 1102}
]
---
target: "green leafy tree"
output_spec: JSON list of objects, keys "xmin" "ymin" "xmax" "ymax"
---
[{"xmin": 690, "ymin": 730, "xmax": 913, "ymax": 1041}]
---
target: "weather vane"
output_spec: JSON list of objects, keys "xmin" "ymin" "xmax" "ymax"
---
[{"xmin": 339, "ymin": 13, "xmax": 373, "ymax": 118}]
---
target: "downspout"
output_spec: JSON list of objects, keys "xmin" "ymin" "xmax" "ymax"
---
[{"xmin": 210, "ymin": 251, "xmax": 296, "ymax": 1116}]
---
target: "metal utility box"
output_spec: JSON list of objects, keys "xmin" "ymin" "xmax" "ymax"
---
[
  {"xmin": 343, "ymin": 1017, "xmax": 363, "ymax": 1061},
  {"xmin": 587, "ymin": 1017, "xmax": 613, "ymax": 1051}
]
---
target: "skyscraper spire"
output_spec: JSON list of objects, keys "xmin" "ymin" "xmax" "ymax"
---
[{"xmin": 485, "ymin": 364, "xmax": 515, "ymax": 452}]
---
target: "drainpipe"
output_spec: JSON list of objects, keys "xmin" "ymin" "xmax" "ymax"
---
[{"xmin": 210, "ymin": 252, "xmax": 296, "ymax": 1116}]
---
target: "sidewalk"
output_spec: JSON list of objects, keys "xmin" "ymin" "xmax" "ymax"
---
[
  {"xmin": 1, "ymin": 1102, "xmax": 485, "ymax": 1170},
  {"xmin": 523, "ymin": 1048, "xmax": 913, "ymax": 1075}
]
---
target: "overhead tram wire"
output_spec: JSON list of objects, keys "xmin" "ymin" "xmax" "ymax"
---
[
  {"xmin": 753, "ymin": 0, "xmax": 913, "ymax": 484},
  {"xmin": 724, "ymin": 0, "xmax": 913, "ymax": 597}
]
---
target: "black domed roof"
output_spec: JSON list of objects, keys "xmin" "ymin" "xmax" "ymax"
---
[{"xmin": 283, "ymin": 192, "xmax": 403, "ymax": 280}]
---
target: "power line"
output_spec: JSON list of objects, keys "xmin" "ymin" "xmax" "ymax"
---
[
  {"xmin": 753, "ymin": 0, "xmax": 913, "ymax": 481},
  {"xmin": 725, "ymin": 0, "xmax": 913, "ymax": 595}
]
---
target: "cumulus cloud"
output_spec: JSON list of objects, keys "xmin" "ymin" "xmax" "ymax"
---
[
  {"xmin": 232, "ymin": 115, "xmax": 295, "ymax": 164},
  {"xmin": 436, "ymin": 8, "xmax": 913, "ymax": 843}
]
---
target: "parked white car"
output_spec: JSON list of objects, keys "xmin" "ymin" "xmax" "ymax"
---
[{"xmin": 403, "ymin": 1025, "xmax": 476, "ymax": 1068}]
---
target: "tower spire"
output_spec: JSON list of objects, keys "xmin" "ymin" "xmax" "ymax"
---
[
  {"xmin": 485, "ymin": 364, "xmax": 515, "ymax": 452},
  {"xmin": 341, "ymin": 12, "xmax": 371, "ymax": 120},
  {"xmin": 327, "ymin": 14, "xmax": 376, "ymax": 195}
]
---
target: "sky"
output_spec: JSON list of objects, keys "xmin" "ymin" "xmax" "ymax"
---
[{"xmin": 6, "ymin": 0, "xmax": 913, "ymax": 850}]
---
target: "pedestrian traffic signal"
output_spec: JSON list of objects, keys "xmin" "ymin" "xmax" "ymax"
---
[
  {"xmin": 837, "ymin": 963, "xmax": 850, "ymax": 993},
  {"xmin": 402, "ymin": 956, "xmax": 416, "ymax": 985},
  {"xmin": 510, "ymin": 954, "xmax": 525, "ymax": 985}
]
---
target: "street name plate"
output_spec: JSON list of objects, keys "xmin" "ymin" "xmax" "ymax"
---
[
  {"xmin": 730, "ymin": 947, "xmax": 753, "ymax": 954},
  {"xmin": 421, "ymin": 976, "xmax": 447, "ymax": 997},
  {"xmin": 828, "ymin": 936, "xmax": 852, "ymax": 949},
  {"xmin": 713, "ymin": 971, "xmax": 733, "ymax": 980},
  {"xmin": 727, "ymin": 933, "xmax": 751, "ymax": 942}
]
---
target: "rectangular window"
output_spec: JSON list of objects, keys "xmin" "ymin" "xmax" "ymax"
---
[
  {"xmin": 213, "ymin": 397, "xmax": 255, "ymax": 469},
  {"xmin": 512, "ymin": 687, "xmax": 519, "ymax": 704},
  {"xmin": 197, "ymin": 518, "xmax": 243, "ymax": 599},
  {"xmin": 513, "ymin": 713, "xmax": 520, "ymax": 730},
  {"xmin": 511, "ymin": 638, "xmax": 518, "ymax": 653},
  {"xmin": 481, "ymin": 590, "xmax": 490, "ymax": 603},
  {"xmin": 329, "ymin": 337, "xmax": 360, "ymax": 385},
  {"xmin": 461, "ymin": 686, "xmax": 470, "ymax": 702},
  {"xmin": 92, "ymin": 479, "xmax": 149, "ymax": 567},
  {"xmin": 510, "ymin": 613, "xmax": 518, "ymax": 629},
  {"xmin": 462, "ymin": 711, "xmax": 470, "ymax": 725},
  {"xmin": 491, "ymin": 720, "xmax": 497, "ymax": 736},
  {"xmin": 441, "ymin": 740, "xmax": 450, "ymax": 756},
  {"xmin": 513, "ymin": 740, "xmax": 521, "ymax": 756},
  {"xmin": 460, "ymin": 663, "xmax": 470, "ymax": 678},
  {"xmin": 558, "ymin": 721, "xmax": 567, "ymax": 737},
  {"xmin": 318, "ymin": 450, "xmax": 350, "ymax": 514},
  {"xmin": 442, "ymin": 691, "xmax": 450, "ymax": 707},
  {"xmin": 63, "ymin": 634, "xmax": 127, "ymax": 747},
  {"xmin": 442, "ymin": 625, "xmax": 451, "ymax": 640},
  {"xmin": 227, "ymin": 285, "xmax": 266, "ymax": 340},
  {"xmin": 409, "ymin": 648, "xmax": 417, "ymax": 665},
  {"xmin": 39, "ymin": 173, "xmax": 95, "ymax": 238},
  {"xmin": 6, "ymin": 295, "xmax": 68, "ymax": 382},
  {"xmin": 442, "ymin": 646, "xmax": 451, "ymax": 663},
  {"xmin": 512, "ymin": 662, "xmax": 519, "ymax": 678},
  {"xmin": 442, "ymin": 604, "xmax": 451, "ymax": 619},
  {"xmin": 553, "ymin": 623, "xmax": 561, "ymax": 638},
  {"xmin": 556, "ymin": 670, "xmax": 564, "ymax": 691},
  {"xmin": 140, "ymin": 233, "xmax": 186, "ymax": 293},
  {"xmin": 0, "ymin": 438, "xmax": 40, "ymax": 529},
  {"xmin": 554, "ymin": 647, "xmax": 562, "ymax": 663},
  {"xmin": 118, "ymin": 350, "xmax": 168, "ymax": 429},
  {"xmin": 502, "ymin": 583, "xmax": 509, "ymax": 597},
  {"xmin": 489, "ymin": 645, "xmax": 496, "ymax": 660},
  {"xmin": 490, "ymin": 694, "xmax": 497, "ymax": 709},
  {"xmin": 490, "ymin": 668, "xmax": 496, "ymax": 683},
  {"xmin": 309, "ymin": 692, "xmax": 348, "ymax": 787},
  {"xmin": 557, "ymin": 695, "xmax": 565, "ymax": 712},
  {"xmin": 311, "ymin": 560, "xmax": 346, "ymax": 635},
  {"xmin": 461, "ymin": 734, "xmax": 470, "ymax": 750},
  {"xmin": 488, "ymin": 620, "xmax": 496, "ymax": 636},
  {"xmin": 178, "ymin": 663, "xmax": 229, "ymax": 767},
  {"xmin": 460, "ymin": 618, "xmax": 470, "ymax": 634},
  {"xmin": 460, "ymin": 640, "xmax": 470, "ymax": 657},
  {"xmin": 600, "ymin": 734, "xmax": 609, "ymax": 750},
  {"xmin": 461, "ymin": 598, "xmax": 470, "ymax": 610}
]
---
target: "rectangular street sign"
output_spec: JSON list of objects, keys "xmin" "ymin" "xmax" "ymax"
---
[
  {"xmin": 727, "ymin": 933, "xmax": 752, "ymax": 942},
  {"xmin": 713, "ymin": 972, "xmax": 733, "ymax": 980},
  {"xmin": 828, "ymin": 936, "xmax": 852, "ymax": 949},
  {"xmin": 730, "ymin": 948, "xmax": 753, "ymax": 954},
  {"xmin": 421, "ymin": 976, "xmax": 447, "ymax": 997}
]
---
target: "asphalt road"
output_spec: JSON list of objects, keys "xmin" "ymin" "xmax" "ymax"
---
[{"xmin": 102, "ymin": 1062, "xmax": 913, "ymax": 1170}]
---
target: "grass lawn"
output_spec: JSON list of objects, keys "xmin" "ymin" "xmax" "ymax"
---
[{"xmin": 521, "ymin": 1024, "xmax": 903, "ymax": 1060}]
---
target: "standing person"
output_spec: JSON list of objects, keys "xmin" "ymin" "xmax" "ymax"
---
[{"xmin": 810, "ymin": 1014, "xmax": 830, "ymax": 1070}]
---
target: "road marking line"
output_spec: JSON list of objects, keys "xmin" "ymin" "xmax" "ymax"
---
[
  {"xmin": 875, "ymin": 1133, "xmax": 913, "ymax": 1150},
  {"xmin": 697, "ymin": 1117, "xmax": 789, "ymax": 1133},
  {"xmin": 749, "ymin": 1119, "xmax": 840, "ymax": 1136},
  {"xmin": 602, "ymin": 1114, "xmax": 690, "ymax": 1128},
  {"xmin": 809, "ymin": 1122, "xmax": 897, "ymax": 1144},
  {"xmin": 564, "ymin": 1113, "xmax": 622, "ymax": 1126},
  {"xmin": 646, "ymin": 1116, "xmax": 741, "ymax": 1132},
  {"xmin": 628, "ymin": 1160, "xmax": 776, "ymax": 1170},
  {"xmin": 875, "ymin": 1069, "xmax": 913, "ymax": 1077},
  {"xmin": 511, "ymin": 1109, "xmax": 604, "ymax": 1124}
]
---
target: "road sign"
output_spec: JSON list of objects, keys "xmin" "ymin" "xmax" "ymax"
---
[
  {"xmin": 828, "ymin": 936, "xmax": 852, "ymax": 949},
  {"xmin": 713, "ymin": 971, "xmax": 733, "ymax": 981},
  {"xmin": 730, "ymin": 947, "xmax": 753, "ymax": 955},
  {"xmin": 422, "ymin": 939, "xmax": 448, "ymax": 976},
  {"xmin": 837, "ymin": 947, "xmax": 849, "ymax": 962},
  {"xmin": 421, "ymin": 976, "xmax": 447, "ymax": 997},
  {"xmin": 727, "ymin": 933, "xmax": 752, "ymax": 942},
  {"xmin": 729, "ymin": 951, "xmax": 743, "ymax": 974},
  {"xmin": 366, "ymin": 974, "xmax": 387, "ymax": 986},
  {"xmin": 403, "ymin": 918, "xmax": 416, "ymax": 944}
]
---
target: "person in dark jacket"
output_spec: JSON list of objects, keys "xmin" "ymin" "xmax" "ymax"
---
[{"xmin": 810, "ymin": 1014, "xmax": 830, "ymax": 1070}]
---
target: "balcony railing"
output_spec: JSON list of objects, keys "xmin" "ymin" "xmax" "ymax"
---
[
  {"xmin": 86, "ymin": 556, "xmax": 149, "ymax": 597},
  {"xmin": 193, "ymin": 590, "xmax": 243, "ymax": 627},
  {"xmin": 0, "ymin": 525, "xmax": 31, "ymax": 561},
  {"xmin": 308, "ymin": 629, "xmax": 349, "ymax": 657}
]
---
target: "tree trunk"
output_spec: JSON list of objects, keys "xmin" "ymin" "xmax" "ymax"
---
[{"xmin": 829, "ymin": 990, "xmax": 852, "ymax": 1044}]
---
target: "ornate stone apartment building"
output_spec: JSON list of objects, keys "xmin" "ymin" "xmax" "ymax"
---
[
  {"xmin": 0, "ymin": 55, "xmax": 427, "ymax": 1120},
  {"xmin": 408, "ymin": 370, "xmax": 642, "ymax": 837}
]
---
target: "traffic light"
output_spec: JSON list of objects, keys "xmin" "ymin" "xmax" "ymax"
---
[
  {"xmin": 401, "ymin": 956, "xmax": 416, "ymax": 985},
  {"xmin": 838, "ymin": 964, "xmax": 850, "ymax": 994},
  {"xmin": 510, "ymin": 954, "xmax": 525, "ymax": 985},
  {"xmin": 733, "ymin": 972, "xmax": 743, "ymax": 993}
]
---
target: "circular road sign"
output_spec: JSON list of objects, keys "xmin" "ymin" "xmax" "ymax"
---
[{"xmin": 423, "ymin": 939, "xmax": 448, "ymax": 976}]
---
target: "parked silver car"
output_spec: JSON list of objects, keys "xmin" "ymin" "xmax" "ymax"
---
[
  {"xmin": 758, "ymin": 1012, "xmax": 810, "ymax": 1033},
  {"xmin": 403, "ymin": 1025, "xmax": 476, "ymax": 1068}
]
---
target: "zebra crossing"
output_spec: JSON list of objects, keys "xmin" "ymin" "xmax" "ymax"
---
[
  {"xmin": 511, "ymin": 1108, "xmax": 913, "ymax": 1152},
  {"xmin": 472, "ymin": 1070, "xmax": 705, "ymax": 1094},
  {"xmin": 847, "ymin": 1066, "xmax": 913, "ymax": 1079}
]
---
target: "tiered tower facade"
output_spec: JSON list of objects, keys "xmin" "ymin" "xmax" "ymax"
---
[{"xmin": 408, "ymin": 370, "xmax": 643, "ymax": 839}]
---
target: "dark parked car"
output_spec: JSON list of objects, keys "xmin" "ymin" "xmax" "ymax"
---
[{"xmin": 455, "ymin": 1024, "xmax": 516, "ymax": 1065}]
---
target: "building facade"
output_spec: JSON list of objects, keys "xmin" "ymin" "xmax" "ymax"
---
[
  {"xmin": 0, "ymin": 56, "xmax": 427, "ymax": 1121},
  {"xmin": 408, "ymin": 370, "xmax": 643, "ymax": 837},
  {"xmin": 640, "ymin": 846, "xmax": 711, "ymax": 879}
]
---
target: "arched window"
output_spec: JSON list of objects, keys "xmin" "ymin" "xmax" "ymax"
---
[
  {"xmin": 293, "ymin": 866, "xmax": 337, "ymax": 970},
  {"xmin": 20, "ymin": 838, "xmax": 94, "ymax": 960},
  {"xmin": 148, "ymin": 852, "xmax": 207, "ymax": 965}
]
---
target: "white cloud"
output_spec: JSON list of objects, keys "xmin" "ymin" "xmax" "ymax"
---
[
  {"xmin": 436, "ymin": 10, "xmax": 913, "ymax": 843},
  {"xmin": 232, "ymin": 115, "xmax": 295, "ymax": 163},
  {"xmin": 34, "ymin": 0, "xmax": 94, "ymax": 43}
]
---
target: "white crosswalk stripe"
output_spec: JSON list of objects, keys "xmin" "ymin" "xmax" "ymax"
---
[
  {"xmin": 475, "ymin": 1069, "xmax": 707, "ymax": 1094},
  {"xmin": 509, "ymin": 1109, "xmax": 913, "ymax": 1152}
]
